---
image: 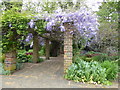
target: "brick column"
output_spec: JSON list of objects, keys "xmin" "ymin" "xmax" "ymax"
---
[
  {"xmin": 63, "ymin": 22, "xmax": 74, "ymax": 73},
  {"xmin": 4, "ymin": 51, "xmax": 17, "ymax": 72}
]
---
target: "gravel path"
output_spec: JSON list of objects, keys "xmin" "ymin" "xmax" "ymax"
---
[{"xmin": 2, "ymin": 56, "xmax": 118, "ymax": 88}]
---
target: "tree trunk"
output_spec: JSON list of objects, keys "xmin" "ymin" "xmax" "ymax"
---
[
  {"xmin": 45, "ymin": 39, "xmax": 50, "ymax": 60},
  {"xmin": 33, "ymin": 32, "xmax": 39, "ymax": 63}
]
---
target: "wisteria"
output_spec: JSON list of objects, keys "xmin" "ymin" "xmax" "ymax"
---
[
  {"xmin": 26, "ymin": 1, "xmax": 99, "ymax": 46},
  {"xmin": 25, "ymin": 33, "xmax": 46, "ymax": 47},
  {"xmin": 28, "ymin": 19, "xmax": 35, "ymax": 28},
  {"xmin": 44, "ymin": 7, "xmax": 99, "ymax": 46},
  {"xmin": 9, "ymin": 23, "xmax": 12, "ymax": 27},
  {"xmin": 46, "ymin": 8, "xmax": 98, "ymax": 30},
  {"xmin": 25, "ymin": 33, "xmax": 33, "ymax": 42}
]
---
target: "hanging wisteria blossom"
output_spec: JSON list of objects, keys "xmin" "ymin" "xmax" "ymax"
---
[
  {"xmin": 26, "ymin": 1, "xmax": 99, "ymax": 46},
  {"xmin": 25, "ymin": 33, "xmax": 33, "ymax": 42},
  {"xmin": 45, "ymin": 7, "xmax": 99, "ymax": 44}
]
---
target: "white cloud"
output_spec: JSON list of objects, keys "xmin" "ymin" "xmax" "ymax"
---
[{"xmin": 85, "ymin": 0, "xmax": 103, "ymax": 11}]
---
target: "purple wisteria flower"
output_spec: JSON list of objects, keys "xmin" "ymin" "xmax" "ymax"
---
[
  {"xmin": 44, "ymin": 7, "xmax": 99, "ymax": 46},
  {"xmin": 28, "ymin": 19, "xmax": 35, "ymax": 28},
  {"xmin": 9, "ymin": 24, "xmax": 12, "ymax": 27},
  {"xmin": 25, "ymin": 33, "xmax": 33, "ymax": 42}
]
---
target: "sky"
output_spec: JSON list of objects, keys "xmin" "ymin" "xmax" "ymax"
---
[
  {"xmin": 0, "ymin": 0, "xmax": 103, "ymax": 11},
  {"xmin": 85, "ymin": 0, "xmax": 103, "ymax": 11},
  {"xmin": 23, "ymin": 0, "xmax": 103, "ymax": 11}
]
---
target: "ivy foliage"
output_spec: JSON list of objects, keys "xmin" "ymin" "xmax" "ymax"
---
[
  {"xmin": 2, "ymin": 8, "xmax": 29, "ymax": 34},
  {"xmin": 34, "ymin": 19, "xmax": 47, "ymax": 35},
  {"xmin": 1, "ymin": 4, "xmax": 30, "ymax": 53}
]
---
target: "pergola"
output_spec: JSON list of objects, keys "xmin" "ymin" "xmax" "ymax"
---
[
  {"xmin": 4, "ymin": 20, "xmax": 75, "ymax": 73},
  {"xmin": 3, "ymin": 1, "xmax": 97, "ymax": 74}
]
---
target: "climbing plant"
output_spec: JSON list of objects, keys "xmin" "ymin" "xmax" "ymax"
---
[{"xmin": 1, "ymin": 5, "xmax": 29, "ymax": 53}]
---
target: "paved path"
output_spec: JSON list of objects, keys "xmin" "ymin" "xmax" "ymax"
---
[{"xmin": 2, "ymin": 56, "xmax": 118, "ymax": 88}]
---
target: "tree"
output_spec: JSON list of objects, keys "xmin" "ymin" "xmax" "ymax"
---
[
  {"xmin": 96, "ymin": 1, "xmax": 119, "ymax": 54},
  {"xmin": 28, "ymin": 19, "xmax": 47, "ymax": 62}
]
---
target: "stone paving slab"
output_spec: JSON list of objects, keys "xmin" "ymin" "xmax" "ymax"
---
[{"xmin": 1, "ymin": 56, "xmax": 118, "ymax": 88}]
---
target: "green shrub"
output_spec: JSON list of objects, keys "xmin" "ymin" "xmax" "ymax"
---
[
  {"xmin": 0, "ymin": 54, "xmax": 5, "ymax": 63},
  {"xmin": 85, "ymin": 51, "xmax": 103, "ymax": 55},
  {"xmin": 27, "ymin": 49, "xmax": 33, "ymax": 53},
  {"xmin": 80, "ymin": 56, "xmax": 93, "ymax": 62},
  {"xmin": 73, "ymin": 49, "xmax": 80, "ymax": 56},
  {"xmin": 84, "ymin": 51, "xmax": 119, "ymax": 62},
  {"xmin": 39, "ymin": 46, "xmax": 45, "ymax": 56},
  {"xmin": 109, "ymin": 55, "xmax": 120, "ymax": 61},
  {"xmin": 91, "ymin": 55, "xmax": 108, "ymax": 62},
  {"xmin": 79, "ymin": 51, "xmax": 110, "ymax": 62},
  {"xmin": 65, "ymin": 57, "xmax": 111, "ymax": 85},
  {"xmin": 91, "ymin": 54, "xmax": 120, "ymax": 62},
  {"xmin": 27, "ymin": 59, "xmax": 33, "ymax": 63},
  {"xmin": 17, "ymin": 50, "xmax": 32, "ymax": 63},
  {"xmin": 87, "ymin": 52, "xmax": 109, "ymax": 62},
  {"xmin": 0, "ymin": 63, "xmax": 11, "ymax": 75},
  {"xmin": 101, "ymin": 61, "xmax": 118, "ymax": 80},
  {"xmin": 37, "ymin": 58, "xmax": 44, "ymax": 63},
  {"xmin": 16, "ymin": 62, "xmax": 24, "ymax": 70},
  {"xmin": 17, "ymin": 53, "xmax": 32, "ymax": 63}
]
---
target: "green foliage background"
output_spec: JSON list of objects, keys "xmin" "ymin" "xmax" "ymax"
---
[{"xmin": 96, "ymin": 1, "xmax": 119, "ymax": 53}]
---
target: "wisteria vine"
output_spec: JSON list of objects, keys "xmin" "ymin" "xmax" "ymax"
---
[{"xmin": 27, "ymin": 6, "xmax": 99, "ymax": 46}]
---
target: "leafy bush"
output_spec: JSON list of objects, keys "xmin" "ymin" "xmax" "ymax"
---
[
  {"xmin": 91, "ymin": 54, "xmax": 120, "ymax": 62},
  {"xmin": 65, "ymin": 57, "xmax": 112, "ymax": 85},
  {"xmin": 84, "ymin": 51, "xmax": 109, "ymax": 62},
  {"xmin": 0, "ymin": 63, "xmax": 11, "ymax": 75},
  {"xmin": 39, "ymin": 46, "xmax": 45, "ymax": 56},
  {"xmin": 16, "ymin": 62, "xmax": 24, "ymax": 70},
  {"xmin": 0, "ymin": 54, "xmax": 5, "ymax": 63},
  {"xmin": 2, "ymin": 6, "xmax": 29, "ymax": 53},
  {"xmin": 17, "ymin": 53, "xmax": 32, "ymax": 63},
  {"xmin": 80, "ymin": 56, "xmax": 93, "ymax": 62},
  {"xmin": 37, "ymin": 58, "xmax": 44, "ymax": 63},
  {"xmin": 81, "ymin": 51, "xmax": 119, "ymax": 62},
  {"xmin": 101, "ymin": 61, "xmax": 118, "ymax": 80},
  {"xmin": 91, "ymin": 55, "xmax": 107, "ymax": 62},
  {"xmin": 17, "ymin": 50, "xmax": 45, "ymax": 63},
  {"xmin": 109, "ymin": 55, "xmax": 120, "ymax": 61},
  {"xmin": 85, "ymin": 51, "xmax": 98, "ymax": 55},
  {"xmin": 27, "ymin": 49, "xmax": 33, "ymax": 53}
]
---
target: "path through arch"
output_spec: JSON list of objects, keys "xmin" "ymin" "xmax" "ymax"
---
[{"xmin": 2, "ymin": 55, "xmax": 118, "ymax": 88}]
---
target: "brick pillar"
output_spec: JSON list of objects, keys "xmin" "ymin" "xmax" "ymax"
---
[
  {"xmin": 4, "ymin": 51, "xmax": 17, "ymax": 72},
  {"xmin": 63, "ymin": 22, "xmax": 74, "ymax": 73}
]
